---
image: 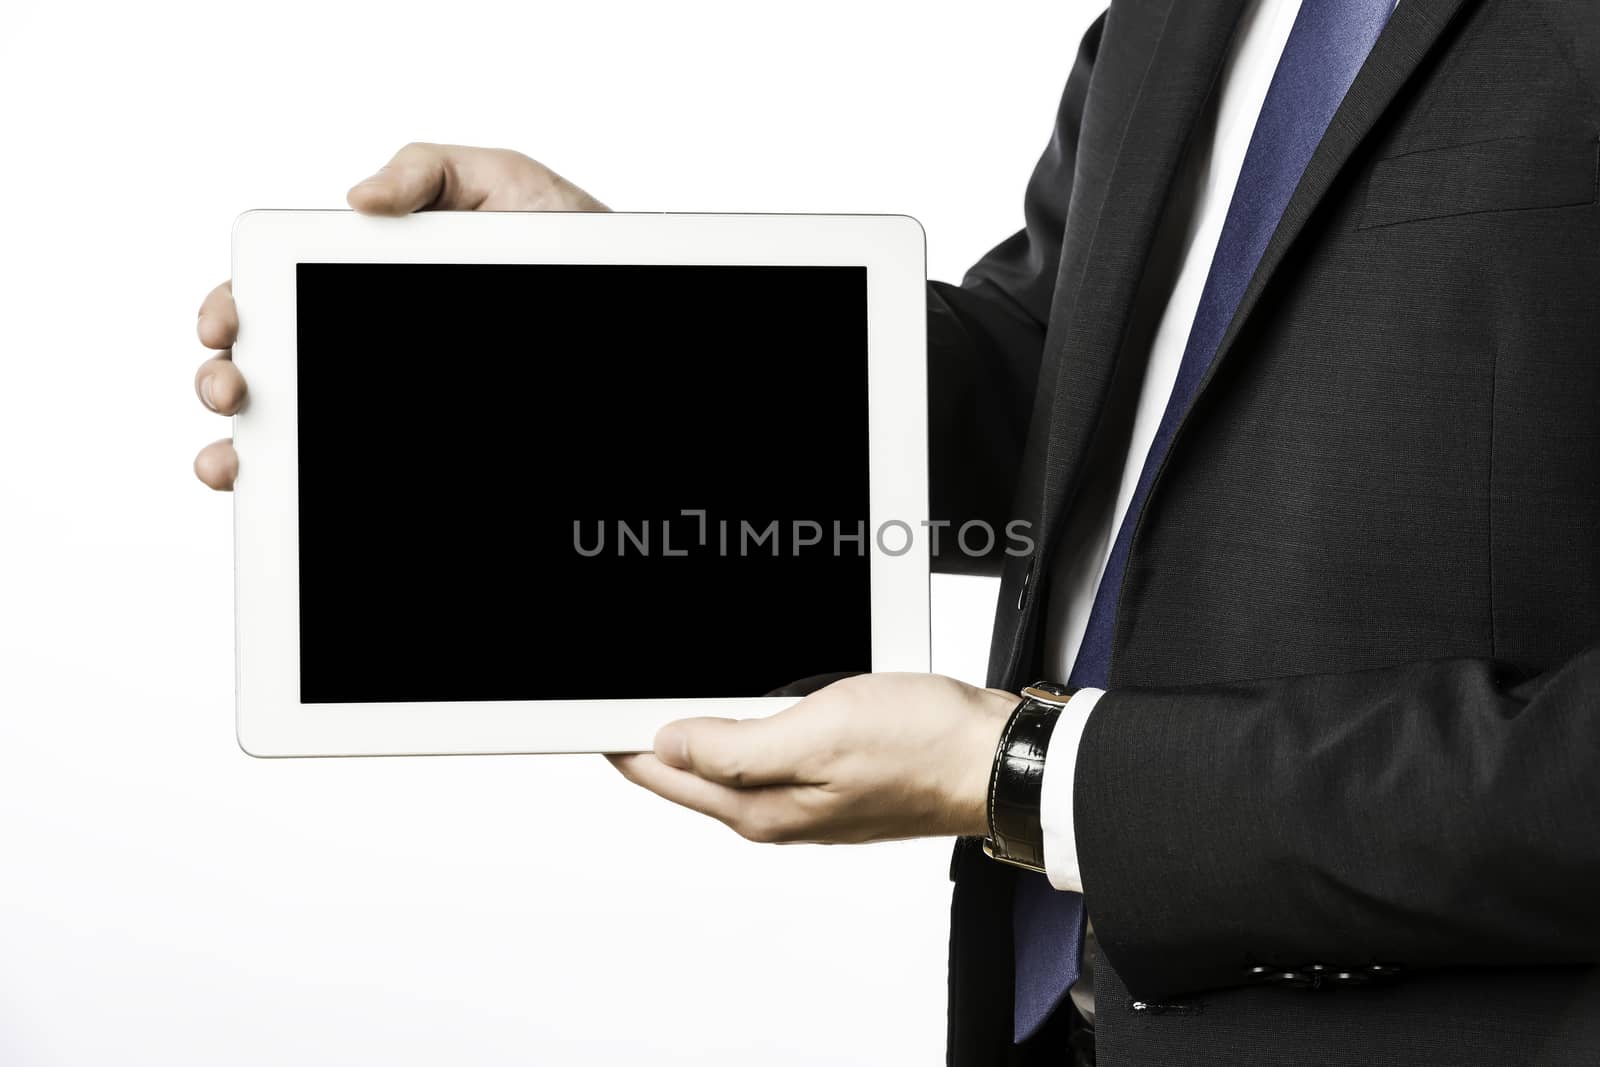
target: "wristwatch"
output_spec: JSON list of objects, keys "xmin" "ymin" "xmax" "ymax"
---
[{"xmin": 982, "ymin": 681, "xmax": 1077, "ymax": 873}]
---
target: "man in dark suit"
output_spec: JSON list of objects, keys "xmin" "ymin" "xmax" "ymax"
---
[{"xmin": 193, "ymin": 1, "xmax": 1600, "ymax": 1061}]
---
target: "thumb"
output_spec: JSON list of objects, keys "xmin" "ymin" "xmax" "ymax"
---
[
  {"xmin": 346, "ymin": 142, "xmax": 473, "ymax": 216},
  {"xmin": 654, "ymin": 715, "xmax": 805, "ymax": 789}
]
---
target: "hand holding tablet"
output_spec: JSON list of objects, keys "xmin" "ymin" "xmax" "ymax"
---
[{"xmin": 197, "ymin": 148, "xmax": 931, "ymax": 757}]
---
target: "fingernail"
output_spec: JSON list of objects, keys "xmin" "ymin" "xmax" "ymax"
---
[
  {"xmin": 654, "ymin": 725, "xmax": 690, "ymax": 769},
  {"xmin": 200, "ymin": 375, "xmax": 217, "ymax": 411},
  {"xmin": 353, "ymin": 165, "xmax": 390, "ymax": 187}
]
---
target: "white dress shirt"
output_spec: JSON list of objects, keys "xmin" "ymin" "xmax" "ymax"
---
[{"xmin": 1034, "ymin": 0, "xmax": 1307, "ymax": 1020}]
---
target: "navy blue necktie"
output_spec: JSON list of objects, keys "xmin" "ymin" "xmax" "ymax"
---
[{"xmin": 1011, "ymin": 0, "xmax": 1396, "ymax": 1042}]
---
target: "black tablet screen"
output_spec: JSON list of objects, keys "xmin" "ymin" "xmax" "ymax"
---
[{"xmin": 296, "ymin": 263, "xmax": 870, "ymax": 703}]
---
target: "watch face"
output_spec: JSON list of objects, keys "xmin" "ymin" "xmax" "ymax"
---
[{"xmin": 1022, "ymin": 682, "xmax": 1074, "ymax": 703}]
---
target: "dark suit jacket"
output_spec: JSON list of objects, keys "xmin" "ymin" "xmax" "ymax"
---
[{"xmin": 926, "ymin": 1, "xmax": 1600, "ymax": 1064}]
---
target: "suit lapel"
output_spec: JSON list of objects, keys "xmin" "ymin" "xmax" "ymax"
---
[
  {"xmin": 991, "ymin": 0, "xmax": 1250, "ymax": 685},
  {"xmin": 1089, "ymin": 0, "xmax": 1481, "ymax": 685},
  {"xmin": 997, "ymin": 0, "xmax": 1482, "ymax": 685},
  {"xmin": 1035, "ymin": 0, "xmax": 1253, "ymax": 535},
  {"xmin": 1156, "ymin": 0, "xmax": 1480, "ymax": 451}
]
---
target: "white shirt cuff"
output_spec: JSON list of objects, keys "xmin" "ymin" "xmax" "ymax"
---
[{"xmin": 1038, "ymin": 687, "xmax": 1105, "ymax": 893}]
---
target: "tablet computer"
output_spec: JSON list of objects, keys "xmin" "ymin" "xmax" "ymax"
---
[{"xmin": 230, "ymin": 210, "xmax": 929, "ymax": 756}]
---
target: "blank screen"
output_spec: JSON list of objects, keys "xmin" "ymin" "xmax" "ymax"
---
[{"xmin": 296, "ymin": 262, "xmax": 871, "ymax": 703}]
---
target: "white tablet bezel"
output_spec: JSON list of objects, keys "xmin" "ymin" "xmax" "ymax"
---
[{"xmin": 231, "ymin": 209, "xmax": 929, "ymax": 756}]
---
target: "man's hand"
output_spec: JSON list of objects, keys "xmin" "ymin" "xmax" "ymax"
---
[
  {"xmin": 192, "ymin": 143, "xmax": 606, "ymax": 489},
  {"xmin": 609, "ymin": 674, "xmax": 1015, "ymax": 844}
]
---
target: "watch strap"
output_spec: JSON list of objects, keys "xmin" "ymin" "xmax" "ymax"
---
[{"xmin": 983, "ymin": 682, "xmax": 1076, "ymax": 873}]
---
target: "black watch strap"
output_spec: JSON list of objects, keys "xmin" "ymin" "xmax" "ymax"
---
[{"xmin": 983, "ymin": 682, "xmax": 1077, "ymax": 873}]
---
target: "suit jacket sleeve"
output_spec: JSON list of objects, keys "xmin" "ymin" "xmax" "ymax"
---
[
  {"xmin": 926, "ymin": 13, "xmax": 1104, "ymax": 575},
  {"xmin": 1074, "ymin": 643, "xmax": 1600, "ymax": 1000}
]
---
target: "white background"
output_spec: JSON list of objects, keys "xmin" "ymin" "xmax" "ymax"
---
[{"xmin": 0, "ymin": 1, "xmax": 1100, "ymax": 1063}]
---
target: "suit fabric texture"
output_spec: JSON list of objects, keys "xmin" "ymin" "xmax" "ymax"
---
[{"xmin": 925, "ymin": 0, "xmax": 1600, "ymax": 1064}]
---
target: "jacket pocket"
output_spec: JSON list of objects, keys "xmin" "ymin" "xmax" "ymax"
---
[{"xmin": 1357, "ymin": 134, "xmax": 1599, "ymax": 230}]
